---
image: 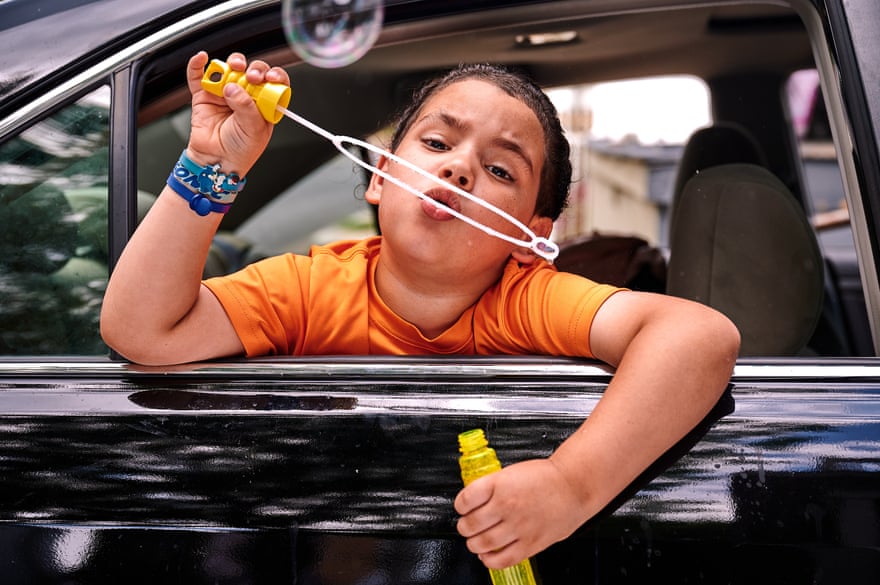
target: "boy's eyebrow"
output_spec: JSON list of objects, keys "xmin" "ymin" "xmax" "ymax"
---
[
  {"xmin": 493, "ymin": 135, "xmax": 535, "ymax": 175},
  {"xmin": 419, "ymin": 110, "xmax": 467, "ymax": 132},
  {"xmin": 417, "ymin": 110, "xmax": 535, "ymax": 174}
]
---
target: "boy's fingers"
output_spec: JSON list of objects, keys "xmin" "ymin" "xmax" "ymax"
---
[
  {"xmin": 266, "ymin": 66, "xmax": 291, "ymax": 85},
  {"xmin": 456, "ymin": 509, "xmax": 503, "ymax": 540},
  {"xmin": 222, "ymin": 82, "xmax": 263, "ymax": 124},
  {"xmin": 455, "ymin": 479, "xmax": 505, "ymax": 543},
  {"xmin": 245, "ymin": 59, "xmax": 271, "ymax": 82},
  {"xmin": 453, "ymin": 477, "xmax": 493, "ymax": 515},
  {"xmin": 479, "ymin": 544, "xmax": 526, "ymax": 571},
  {"xmin": 225, "ymin": 52, "xmax": 248, "ymax": 70},
  {"xmin": 185, "ymin": 51, "xmax": 210, "ymax": 94},
  {"xmin": 461, "ymin": 519, "xmax": 515, "ymax": 553}
]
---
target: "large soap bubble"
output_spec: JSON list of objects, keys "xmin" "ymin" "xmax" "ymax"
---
[{"xmin": 282, "ymin": 0, "xmax": 384, "ymax": 68}]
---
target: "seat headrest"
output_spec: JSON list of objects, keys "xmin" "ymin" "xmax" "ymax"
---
[
  {"xmin": 674, "ymin": 122, "xmax": 769, "ymax": 196},
  {"xmin": 666, "ymin": 164, "xmax": 824, "ymax": 356},
  {"xmin": 671, "ymin": 123, "xmax": 769, "ymax": 233}
]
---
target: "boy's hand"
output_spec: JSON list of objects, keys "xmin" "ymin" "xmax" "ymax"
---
[
  {"xmin": 184, "ymin": 51, "xmax": 290, "ymax": 176},
  {"xmin": 454, "ymin": 458, "xmax": 587, "ymax": 569}
]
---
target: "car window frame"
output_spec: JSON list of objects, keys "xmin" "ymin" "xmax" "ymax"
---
[{"xmin": 798, "ymin": 0, "xmax": 880, "ymax": 353}]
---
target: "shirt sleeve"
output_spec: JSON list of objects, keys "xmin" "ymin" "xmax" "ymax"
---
[
  {"xmin": 202, "ymin": 253, "xmax": 310, "ymax": 356},
  {"xmin": 475, "ymin": 263, "xmax": 624, "ymax": 357}
]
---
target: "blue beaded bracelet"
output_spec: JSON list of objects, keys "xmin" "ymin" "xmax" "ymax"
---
[{"xmin": 166, "ymin": 173, "xmax": 232, "ymax": 216}]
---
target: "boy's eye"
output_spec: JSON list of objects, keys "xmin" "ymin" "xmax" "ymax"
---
[
  {"xmin": 423, "ymin": 138, "xmax": 448, "ymax": 150},
  {"xmin": 487, "ymin": 165, "xmax": 513, "ymax": 181}
]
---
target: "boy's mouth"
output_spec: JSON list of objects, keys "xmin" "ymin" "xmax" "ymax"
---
[{"xmin": 421, "ymin": 188, "xmax": 461, "ymax": 221}]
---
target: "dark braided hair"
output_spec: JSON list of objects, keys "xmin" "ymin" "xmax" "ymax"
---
[{"xmin": 389, "ymin": 64, "xmax": 571, "ymax": 221}]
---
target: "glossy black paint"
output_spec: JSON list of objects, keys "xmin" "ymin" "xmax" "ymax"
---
[
  {"xmin": 1, "ymin": 359, "xmax": 878, "ymax": 583},
  {"xmin": 1, "ymin": 525, "xmax": 296, "ymax": 584}
]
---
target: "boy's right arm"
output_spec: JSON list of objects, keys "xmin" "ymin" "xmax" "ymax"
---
[{"xmin": 100, "ymin": 52, "xmax": 290, "ymax": 365}]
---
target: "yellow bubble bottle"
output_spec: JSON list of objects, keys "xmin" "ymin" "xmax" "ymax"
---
[{"xmin": 458, "ymin": 429, "xmax": 538, "ymax": 585}]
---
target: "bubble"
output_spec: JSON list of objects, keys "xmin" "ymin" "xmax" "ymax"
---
[{"xmin": 282, "ymin": 0, "xmax": 384, "ymax": 68}]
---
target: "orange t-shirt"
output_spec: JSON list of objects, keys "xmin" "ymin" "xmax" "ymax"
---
[{"xmin": 203, "ymin": 236, "xmax": 621, "ymax": 357}]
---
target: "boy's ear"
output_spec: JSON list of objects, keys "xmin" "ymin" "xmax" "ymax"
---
[
  {"xmin": 364, "ymin": 155, "xmax": 389, "ymax": 205},
  {"xmin": 511, "ymin": 215, "xmax": 554, "ymax": 264}
]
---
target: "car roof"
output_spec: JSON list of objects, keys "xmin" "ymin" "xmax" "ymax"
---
[
  {"xmin": 355, "ymin": 2, "xmax": 811, "ymax": 85},
  {"xmin": 0, "ymin": 0, "xmax": 204, "ymax": 105},
  {"xmin": 0, "ymin": 0, "xmax": 814, "ymax": 111},
  {"xmin": 0, "ymin": 0, "xmax": 547, "ymax": 111}
]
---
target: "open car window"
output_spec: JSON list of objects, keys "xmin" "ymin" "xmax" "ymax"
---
[
  {"xmin": 135, "ymin": 50, "xmax": 867, "ymax": 359},
  {"xmin": 548, "ymin": 75, "xmax": 711, "ymax": 247}
]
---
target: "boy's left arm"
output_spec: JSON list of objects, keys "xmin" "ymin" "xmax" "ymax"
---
[{"xmin": 454, "ymin": 291, "xmax": 740, "ymax": 569}]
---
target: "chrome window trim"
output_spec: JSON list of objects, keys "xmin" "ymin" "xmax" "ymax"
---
[
  {"xmin": 1, "ymin": 359, "xmax": 879, "ymax": 381},
  {"xmin": 0, "ymin": 357, "xmax": 614, "ymax": 380},
  {"xmin": 795, "ymin": 0, "xmax": 880, "ymax": 354},
  {"xmin": 0, "ymin": 359, "xmax": 878, "ymax": 419}
]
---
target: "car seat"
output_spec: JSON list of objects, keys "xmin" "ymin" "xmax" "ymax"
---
[
  {"xmin": 556, "ymin": 123, "xmax": 769, "ymax": 293},
  {"xmin": 666, "ymin": 163, "xmax": 824, "ymax": 356}
]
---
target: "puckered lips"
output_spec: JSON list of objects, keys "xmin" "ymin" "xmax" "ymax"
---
[{"xmin": 420, "ymin": 187, "xmax": 462, "ymax": 221}]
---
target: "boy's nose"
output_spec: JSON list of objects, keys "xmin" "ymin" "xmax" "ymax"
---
[{"xmin": 441, "ymin": 166, "xmax": 471, "ymax": 188}]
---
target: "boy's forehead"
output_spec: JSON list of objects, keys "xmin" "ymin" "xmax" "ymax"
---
[
  {"xmin": 423, "ymin": 79, "xmax": 509, "ymax": 110},
  {"xmin": 415, "ymin": 80, "xmax": 543, "ymax": 137}
]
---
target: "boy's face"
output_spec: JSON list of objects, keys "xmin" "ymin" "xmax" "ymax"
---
[{"xmin": 365, "ymin": 79, "xmax": 551, "ymax": 273}]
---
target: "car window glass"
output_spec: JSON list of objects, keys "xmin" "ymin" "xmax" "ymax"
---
[
  {"xmin": 134, "ymin": 30, "xmax": 866, "ymax": 358},
  {"xmin": 0, "ymin": 86, "xmax": 110, "ymax": 355}
]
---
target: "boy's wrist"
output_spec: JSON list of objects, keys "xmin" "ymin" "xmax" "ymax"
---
[
  {"xmin": 546, "ymin": 455, "xmax": 594, "ymax": 513},
  {"xmin": 185, "ymin": 147, "xmax": 252, "ymax": 178}
]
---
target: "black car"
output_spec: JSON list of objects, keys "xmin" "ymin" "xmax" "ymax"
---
[{"xmin": 1, "ymin": 0, "xmax": 879, "ymax": 583}]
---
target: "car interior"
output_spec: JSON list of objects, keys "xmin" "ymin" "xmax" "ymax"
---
[{"xmin": 1, "ymin": 0, "xmax": 872, "ymax": 357}]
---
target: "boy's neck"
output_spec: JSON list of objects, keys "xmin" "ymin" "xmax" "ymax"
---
[{"xmin": 373, "ymin": 253, "xmax": 504, "ymax": 339}]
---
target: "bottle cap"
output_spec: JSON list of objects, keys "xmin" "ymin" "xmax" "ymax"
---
[{"xmin": 458, "ymin": 429, "xmax": 488, "ymax": 453}]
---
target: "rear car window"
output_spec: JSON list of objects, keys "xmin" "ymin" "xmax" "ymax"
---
[{"xmin": 0, "ymin": 86, "xmax": 111, "ymax": 355}]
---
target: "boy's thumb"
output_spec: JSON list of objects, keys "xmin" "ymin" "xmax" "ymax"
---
[{"xmin": 453, "ymin": 477, "xmax": 494, "ymax": 515}]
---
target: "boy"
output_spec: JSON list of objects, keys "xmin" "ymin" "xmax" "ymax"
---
[{"xmin": 101, "ymin": 52, "xmax": 739, "ymax": 569}]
